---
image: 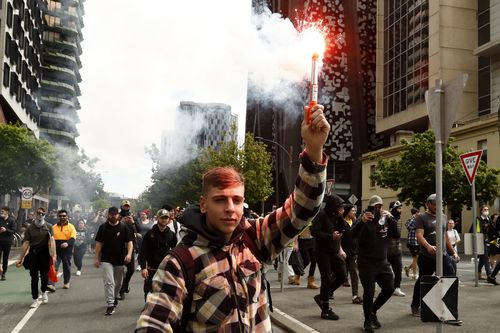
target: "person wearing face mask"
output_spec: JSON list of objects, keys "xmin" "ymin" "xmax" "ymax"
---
[
  {"xmin": 0, "ymin": 207, "xmax": 16, "ymax": 281},
  {"xmin": 351, "ymin": 195, "xmax": 397, "ymax": 333},
  {"xmin": 16, "ymin": 207, "xmax": 55, "ymax": 308},
  {"xmin": 471, "ymin": 205, "xmax": 492, "ymax": 280}
]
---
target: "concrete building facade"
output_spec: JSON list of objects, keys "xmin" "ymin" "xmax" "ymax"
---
[{"xmin": 362, "ymin": 0, "xmax": 500, "ymax": 231}]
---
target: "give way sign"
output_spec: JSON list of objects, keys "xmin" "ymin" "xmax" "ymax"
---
[{"xmin": 459, "ymin": 150, "xmax": 483, "ymax": 185}]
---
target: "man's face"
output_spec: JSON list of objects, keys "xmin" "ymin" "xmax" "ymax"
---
[
  {"xmin": 36, "ymin": 210, "xmax": 45, "ymax": 220},
  {"xmin": 373, "ymin": 204, "xmax": 383, "ymax": 214},
  {"xmin": 200, "ymin": 184, "xmax": 244, "ymax": 241},
  {"xmin": 108, "ymin": 212, "xmax": 119, "ymax": 223},
  {"xmin": 0, "ymin": 209, "xmax": 7, "ymax": 218},
  {"xmin": 427, "ymin": 200, "xmax": 436, "ymax": 214},
  {"xmin": 157, "ymin": 215, "xmax": 171, "ymax": 227},
  {"xmin": 58, "ymin": 212, "xmax": 68, "ymax": 223},
  {"xmin": 122, "ymin": 205, "xmax": 130, "ymax": 211}
]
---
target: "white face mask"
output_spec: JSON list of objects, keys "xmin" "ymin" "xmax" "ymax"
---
[{"xmin": 482, "ymin": 210, "xmax": 489, "ymax": 217}]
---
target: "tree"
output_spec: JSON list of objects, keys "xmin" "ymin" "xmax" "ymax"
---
[
  {"xmin": 0, "ymin": 124, "xmax": 56, "ymax": 196},
  {"xmin": 370, "ymin": 130, "xmax": 499, "ymax": 211},
  {"xmin": 143, "ymin": 132, "xmax": 274, "ymax": 209}
]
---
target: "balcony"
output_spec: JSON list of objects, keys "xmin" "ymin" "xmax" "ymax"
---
[
  {"xmin": 42, "ymin": 64, "xmax": 77, "ymax": 84},
  {"xmin": 40, "ymin": 95, "xmax": 74, "ymax": 108},
  {"xmin": 41, "ymin": 78, "xmax": 75, "ymax": 95},
  {"xmin": 44, "ymin": 50, "xmax": 77, "ymax": 68},
  {"xmin": 43, "ymin": 38, "xmax": 77, "ymax": 53}
]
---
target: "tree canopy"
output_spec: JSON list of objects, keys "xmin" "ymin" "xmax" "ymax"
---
[
  {"xmin": 0, "ymin": 124, "xmax": 56, "ymax": 195},
  {"xmin": 370, "ymin": 130, "xmax": 500, "ymax": 211},
  {"xmin": 144, "ymin": 132, "xmax": 273, "ymax": 209}
]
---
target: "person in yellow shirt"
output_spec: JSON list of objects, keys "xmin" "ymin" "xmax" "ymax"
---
[{"xmin": 47, "ymin": 209, "xmax": 76, "ymax": 290}]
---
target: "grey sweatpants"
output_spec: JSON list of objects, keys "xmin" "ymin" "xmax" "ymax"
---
[{"xmin": 101, "ymin": 262, "xmax": 124, "ymax": 306}]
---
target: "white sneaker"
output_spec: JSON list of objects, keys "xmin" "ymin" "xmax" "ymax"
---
[
  {"xmin": 76, "ymin": 270, "xmax": 81, "ymax": 276},
  {"xmin": 393, "ymin": 288, "xmax": 406, "ymax": 297},
  {"xmin": 42, "ymin": 291, "xmax": 48, "ymax": 304},
  {"xmin": 30, "ymin": 299, "xmax": 40, "ymax": 308}
]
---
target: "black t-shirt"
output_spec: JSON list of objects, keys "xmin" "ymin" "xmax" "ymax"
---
[
  {"xmin": 95, "ymin": 221, "xmax": 132, "ymax": 265},
  {"xmin": 415, "ymin": 211, "xmax": 447, "ymax": 258}
]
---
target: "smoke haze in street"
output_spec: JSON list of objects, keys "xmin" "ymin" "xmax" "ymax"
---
[{"xmin": 77, "ymin": 1, "xmax": 320, "ymax": 198}]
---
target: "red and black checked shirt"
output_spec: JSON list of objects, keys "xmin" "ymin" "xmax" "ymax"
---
[{"xmin": 136, "ymin": 152, "xmax": 327, "ymax": 332}]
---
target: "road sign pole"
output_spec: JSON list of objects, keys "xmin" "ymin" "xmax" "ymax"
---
[{"xmin": 472, "ymin": 179, "xmax": 478, "ymax": 287}]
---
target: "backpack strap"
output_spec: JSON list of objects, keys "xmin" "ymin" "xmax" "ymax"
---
[{"xmin": 168, "ymin": 245, "xmax": 195, "ymax": 333}]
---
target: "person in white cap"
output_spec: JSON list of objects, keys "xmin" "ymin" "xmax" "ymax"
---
[{"xmin": 351, "ymin": 195, "xmax": 397, "ymax": 333}]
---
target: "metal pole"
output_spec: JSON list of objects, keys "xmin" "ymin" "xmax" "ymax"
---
[
  {"xmin": 472, "ymin": 179, "xmax": 478, "ymax": 287},
  {"xmin": 435, "ymin": 82, "xmax": 444, "ymax": 333}
]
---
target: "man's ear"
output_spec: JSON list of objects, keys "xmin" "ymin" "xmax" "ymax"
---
[{"xmin": 199, "ymin": 196, "xmax": 206, "ymax": 213}]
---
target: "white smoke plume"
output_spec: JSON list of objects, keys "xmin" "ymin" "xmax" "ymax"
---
[{"xmin": 78, "ymin": 1, "xmax": 321, "ymax": 197}]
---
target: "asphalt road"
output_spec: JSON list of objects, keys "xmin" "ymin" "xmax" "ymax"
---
[{"xmin": 2, "ymin": 250, "xmax": 496, "ymax": 333}]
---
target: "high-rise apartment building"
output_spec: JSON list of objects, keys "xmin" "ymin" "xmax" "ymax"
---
[
  {"xmin": 361, "ymin": 1, "xmax": 499, "ymax": 229},
  {"xmin": 39, "ymin": 0, "xmax": 84, "ymax": 147},
  {"xmin": 161, "ymin": 101, "xmax": 238, "ymax": 164},
  {"xmin": 0, "ymin": 0, "xmax": 44, "ymax": 135}
]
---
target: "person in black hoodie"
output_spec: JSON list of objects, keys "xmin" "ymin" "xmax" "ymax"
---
[
  {"xmin": 138, "ymin": 209, "xmax": 177, "ymax": 301},
  {"xmin": 351, "ymin": 195, "xmax": 396, "ymax": 333},
  {"xmin": 0, "ymin": 207, "xmax": 16, "ymax": 280},
  {"xmin": 311, "ymin": 194, "xmax": 347, "ymax": 320}
]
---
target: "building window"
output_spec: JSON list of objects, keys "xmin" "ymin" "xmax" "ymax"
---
[
  {"xmin": 370, "ymin": 165, "xmax": 376, "ymax": 188},
  {"xmin": 48, "ymin": 0, "xmax": 62, "ymax": 11},
  {"xmin": 3, "ymin": 63, "xmax": 10, "ymax": 87},
  {"xmin": 478, "ymin": 140, "xmax": 487, "ymax": 163},
  {"xmin": 478, "ymin": 56, "xmax": 491, "ymax": 116},
  {"xmin": 478, "ymin": 0, "xmax": 490, "ymax": 46},
  {"xmin": 383, "ymin": 0, "xmax": 428, "ymax": 117}
]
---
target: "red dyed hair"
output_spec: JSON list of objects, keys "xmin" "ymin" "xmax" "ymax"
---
[{"xmin": 202, "ymin": 167, "xmax": 244, "ymax": 195}]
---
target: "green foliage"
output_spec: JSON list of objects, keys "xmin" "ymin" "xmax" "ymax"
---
[
  {"xmin": 143, "ymin": 132, "xmax": 274, "ymax": 209},
  {"xmin": 370, "ymin": 130, "xmax": 500, "ymax": 210},
  {"xmin": 0, "ymin": 124, "xmax": 56, "ymax": 195}
]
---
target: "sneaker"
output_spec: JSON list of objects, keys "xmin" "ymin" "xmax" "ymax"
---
[
  {"xmin": 393, "ymin": 288, "xmax": 406, "ymax": 297},
  {"xmin": 76, "ymin": 270, "xmax": 81, "ymax": 276},
  {"xmin": 352, "ymin": 296, "xmax": 363, "ymax": 304},
  {"xmin": 363, "ymin": 319, "xmax": 374, "ymax": 333},
  {"xmin": 105, "ymin": 306, "xmax": 115, "ymax": 315},
  {"xmin": 118, "ymin": 291, "xmax": 125, "ymax": 300},
  {"xmin": 321, "ymin": 308, "xmax": 339, "ymax": 320},
  {"xmin": 42, "ymin": 291, "xmax": 48, "ymax": 304},
  {"xmin": 404, "ymin": 266, "xmax": 410, "ymax": 277},
  {"xmin": 444, "ymin": 319, "xmax": 463, "ymax": 326},
  {"xmin": 1, "ymin": 274, "xmax": 6, "ymax": 281},
  {"xmin": 63, "ymin": 283, "xmax": 70, "ymax": 289},
  {"xmin": 411, "ymin": 306, "xmax": 420, "ymax": 317},
  {"xmin": 412, "ymin": 274, "xmax": 418, "ymax": 280},
  {"xmin": 136, "ymin": 266, "xmax": 141, "ymax": 271},
  {"xmin": 46, "ymin": 285, "xmax": 56, "ymax": 293},
  {"xmin": 328, "ymin": 292, "xmax": 335, "ymax": 300},
  {"xmin": 30, "ymin": 299, "xmax": 40, "ymax": 308},
  {"xmin": 370, "ymin": 312, "xmax": 381, "ymax": 328},
  {"xmin": 114, "ymin": 298, "xmax": 118, "ymax": 307},
  {"xmin": 487, "ymin": 276, "xmax": 499, "ymax": 286}
]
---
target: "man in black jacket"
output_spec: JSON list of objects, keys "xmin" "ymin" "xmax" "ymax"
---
[
  {"xmin": 138, "ymin": 209, "xmax": 177, "ymax": 301},
  {"xmin": 351, "ymin": 195, "xmax": 396, "ymax": 333},
  {"xmin": 311, "ymin": 194, "xmax": 347, "ymax": 320},
  {"xmin": 0, "ymin": 207, "xmax": 16, "ymax": 280},
  {"xmin": 119, "ymin": 200, "xmax": 141, "ymax": 300}
]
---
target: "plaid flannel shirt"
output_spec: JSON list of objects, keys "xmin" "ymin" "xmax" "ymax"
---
[{"xmin": 135, "ymin": 151, "xmax": 327, "ymax": 333}]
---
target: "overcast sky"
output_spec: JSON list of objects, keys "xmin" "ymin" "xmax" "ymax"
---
[{"xmin": 77, "ymin": 1, "xmax": 318, "ymax": 199}]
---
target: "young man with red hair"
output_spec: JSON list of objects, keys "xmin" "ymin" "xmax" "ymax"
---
[{"xmin": 136, "ymin": 105, "xmax": 330, "ymax": 332}]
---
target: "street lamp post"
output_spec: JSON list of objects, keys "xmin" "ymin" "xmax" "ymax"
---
[{"xmin": 256, "ymin": 136, "xmax": 293, "ymax": 293}]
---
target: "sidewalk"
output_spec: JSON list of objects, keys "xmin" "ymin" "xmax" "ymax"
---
[{"xmin": 268, "ymin": 255, "xmax": 499, "ymax": 333}]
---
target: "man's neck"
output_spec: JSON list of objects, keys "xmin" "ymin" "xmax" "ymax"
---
[{"xmin": 108, "ymin": 220, "xmax": 119, "ymax": 226}]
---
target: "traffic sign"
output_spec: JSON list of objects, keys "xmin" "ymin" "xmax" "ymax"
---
[
  {"xmin": 348, "ymin": 194, "xmax": 358, "ymax": 205},
  {"xmin": 21, "ymin": 187, "xmax": 33, "ymax": 209},
  {"xmin": 459, "ymin": 150, "xmax": 483, "ymax": 185},
  {"xmin": 421, "ymin": 276, "xmax": 459, "ymax": 322}
]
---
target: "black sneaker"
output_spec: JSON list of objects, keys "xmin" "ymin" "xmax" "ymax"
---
[
  {"xmin": 118, "ymin": 291, "xmax": 125, "ymax": 300},
  {"xmin": 487, "ymin": 276, "xmax": 499, "ymax": 286},
  {"xmin": 363, "ymin": 320, "xmax": 374, "ymax": 333},
  {"xmin": 370, "ymin": 313, "xmax": 381, "ymax": 329},
  {"xmin": 46, "ymin": 285, "xmax": 56, "ymax": 293},
  {"xmin": 1, "ymin": 275, "xmax": 6, "ymax": 281},
  {"xmin": 114, "ymin": 298, "xmax": 118, "ymax": 307},
  {"xmin": 321, "ymin": 308, "xmax": 339, "ymax": 320},
  {"xmin": 444, "ymin": 319, "xmax": 463, "ymax": 326},
  {"xmin": 105, "ymin": 306, "xmax": 115, "ymax": 315}
]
